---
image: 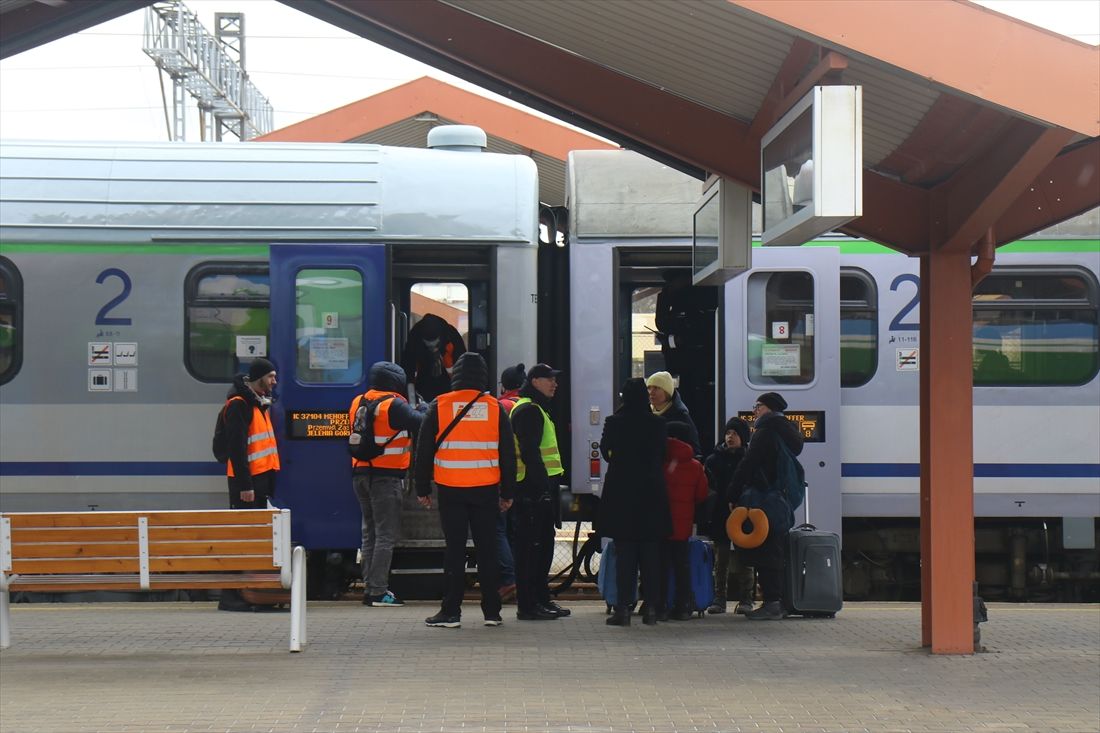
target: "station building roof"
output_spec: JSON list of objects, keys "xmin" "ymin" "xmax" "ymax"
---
[
  {"xmin": 3, "ymin": 0, "xmax": 1097, "ymax": 254},
  {"xmin": 256, "ymin": 76, "xmax": 617, "ymax": 207}
]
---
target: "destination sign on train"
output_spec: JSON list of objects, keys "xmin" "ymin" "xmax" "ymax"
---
[
  {"xmin": 287, "ymin": 411, "xmax": 351, "ymax": 440},
  {"xmin": 737, "ymin": 410, "xmax": 825, "ymax": 443}
]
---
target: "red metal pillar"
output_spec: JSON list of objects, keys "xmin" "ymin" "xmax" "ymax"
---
[{"xmin": 919, "ymin": 248, "xmax": 976, "ymax": 653}]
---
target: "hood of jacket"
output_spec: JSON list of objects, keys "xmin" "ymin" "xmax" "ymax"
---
[
  {"xmin": 450, "ymin": 351, "xmax": 488, "ymax": 392},
  {"xmin": 755, "ymin": 411, "xmax": 804, "ymax": 454},
  {"xmin": 666, "ymin": 436, "xmax": 695, "ymax": 462},
  {"xmin": 370, "ymin": 361, "xmax": 407, "ymax": 393},
  {"xmin": 227, "ymin": 374, "xmax": 264, "ymax": 409}
]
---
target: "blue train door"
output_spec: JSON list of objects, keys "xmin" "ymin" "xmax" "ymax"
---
[
  {"xmin": 269, "ymin": 244, "xmax": 387, "ymax": 550},
  {"xmin": 723, "ymin": 247, "xmax": 842, "ymax": 538}
]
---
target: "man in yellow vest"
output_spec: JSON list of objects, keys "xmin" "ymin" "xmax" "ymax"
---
[
  {"xmin": 349, "ymin": 361, "xmax": 424, "ymax": 608},
  {"xmin": 413, "ymin": 352, "xmax": 516, "ymax": 628},
  {"xmin": 510, "ymin": 363, "xmax": 569, "ymax": 620},
  {"xmin": 220, "ymin": 357, "xmax": 280, "ymax": 612}
]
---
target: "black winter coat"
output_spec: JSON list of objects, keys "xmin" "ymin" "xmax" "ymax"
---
[
  {"xmin": 728, "ymin": 411, "xmax": 804, "ymax": 498},
  {"xmin": 703, "ymin": 442, "xmax": 745, "ymax": 540},
  {"xmin": 597, "ymin": 409, "xmax": 672, "ymax": 541},
  {"xmin": 400, "ymin": 313, "xmax": 466, "ymax": 402},
  {"xmin": 654, "ymin": 391, "xmax": 701, "ymax": 455}
]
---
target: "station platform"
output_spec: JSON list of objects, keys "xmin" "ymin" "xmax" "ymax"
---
[{"xmin": 1, "ymin": 601, "xmax": 1097, "ymax": 733}]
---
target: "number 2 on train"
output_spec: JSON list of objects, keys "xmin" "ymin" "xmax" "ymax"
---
[
  {"xmin": 95, "ymin": 268, "xmax": 133, "ymax": 326},
  {"xmin": 889, "ymin": 273, "xmax": 920, "ymax": 331}
]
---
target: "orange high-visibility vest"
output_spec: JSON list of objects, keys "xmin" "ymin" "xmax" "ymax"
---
[
  {"xmin": 433, "ymin": 389, "xmax": 501, "ymax": 487},
  {"xmin": 226, "ymin": 400, "xmax": 280, "ymax": 477},
  {"xmin": 349, "ymin": 389, "xmax": 412, "ymax": 470}
]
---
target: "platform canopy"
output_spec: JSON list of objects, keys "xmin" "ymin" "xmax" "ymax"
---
[
  {"xmin": 3, "ymin": 0, "xmax": 1095, "ymax": 254},
  {"xmin": 257, "ymin": 76, "xmax": 617, "ymax": 207}
]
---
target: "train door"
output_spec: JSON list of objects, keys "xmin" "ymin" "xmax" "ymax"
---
[
  {"xmin": 724, "ymin": 247, "xmax": 841, "ymax": 537},
  {"xmin": 269, "ymin": 244, "xmax": 387, "ymax": 550}
]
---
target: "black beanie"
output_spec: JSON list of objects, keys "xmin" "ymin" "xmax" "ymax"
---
[
  {"xmin": 756, "ymin": 392, "xmax": 787, "ymax": 412},
  {"xmin": 500, "ymin": 363, "xmax": 526, "ymax": 390},
  {"xmin": 247, "ymin": 358, "xmax": 276, "ymax": 382},
  {"xmin": 724, "ymin": 417, "xmax": 751, "ymax": 446}
]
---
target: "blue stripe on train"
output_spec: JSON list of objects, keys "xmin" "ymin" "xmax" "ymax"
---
[
  {"xmin": 0, "ymin": 462, "xmax": 224, "ymax": 476},
  {"xmin": 842, "ymin": 463, "xmax": 1100, "ymax": 478},
  {"xmin": 1, "ymin": 461, "xmax": 1097, "ymax": 479}
]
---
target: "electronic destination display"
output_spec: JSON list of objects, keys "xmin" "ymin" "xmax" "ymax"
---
[{"xmin": 287, "ymin": 410, "xmax": 350, "ymax": 440}]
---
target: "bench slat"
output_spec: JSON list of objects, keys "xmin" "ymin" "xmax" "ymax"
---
[
  {"xmin": 11, "ymin": 556, "xmax": 279, "ymax": 574},
  {"xmin": 8, "ymin": 572, "xmax": 285, "ymax": 592},
  {"xmin": 10, "ymin": 526, "xmax": 273, "ymax": 543},
  {"xmin": 11, "ymin": 540, "xmax": 274, "ymax": 559},
  {"xmin": 6, "ymin": 510, "xmax": 277, "ymax": 529}
]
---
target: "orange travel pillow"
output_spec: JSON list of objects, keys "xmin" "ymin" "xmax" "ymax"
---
[{"xmin": 727, "ymin": 506, "xmax": 769, "ymax": 549}]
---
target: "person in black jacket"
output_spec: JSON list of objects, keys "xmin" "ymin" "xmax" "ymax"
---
[
  {"xmin": 510, "ymin": 363, "xmax": 569, "ymax": 620},
  {"xmin": 598, "ymin": 378, "xmax": 671, "ymax": 626},
  {"xmin": 413, "ymin": 352, "xmax": 516, "ymax": 628},
  {"xmin": 703, "ymin": 417, "xmax": 755, "ymax": 615},
  {"xmin": 401, "ymin": 313, "xmax": 467, "ymax": 403},
  {"xmin": 645, "ymin": 370, "xmax": 701, "ymax": 455},
  {"xmin": 728, "ymin": 392, "xmax": 804, "ymax": 620},
  {"xmin": 219, "ymin": 358, "xmax": 279, "ymax": 612}
]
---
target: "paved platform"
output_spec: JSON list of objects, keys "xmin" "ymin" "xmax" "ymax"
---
[{"xmin": 1, "ymin": 601, "xmax": 1097, "ymax": 733}]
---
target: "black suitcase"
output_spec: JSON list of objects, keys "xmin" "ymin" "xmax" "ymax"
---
[{"xmin": 784, "ymin": 523, "xmax": 843, "ymax": 617}]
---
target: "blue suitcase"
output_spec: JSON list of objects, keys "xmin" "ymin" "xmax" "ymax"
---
[
  {"xmin": 666, "ymin": 537, "xmax": 715, "ymax": 616},
  {"xmin": 598, "ymin": 539, "xmax": 637, "ymax": 611}
]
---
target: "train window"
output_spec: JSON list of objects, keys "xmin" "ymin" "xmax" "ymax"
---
[
  {"xmin": 0, "ymin": 256, "xmax": 23, "ymax": 384},
  {"xmin": 972, "ymin": 267, "xmax": 1099, "ymax": 386},
  {"xmin": 184, "ymin": 264, "xmax": 270, "ymax": 382},
  {"xmin": 840, "ymin": 268, "xmax": 877, "ymax": 387},
  {"xmin": 630, "ymin": 287, "xmax": 663, "ymax": 377},
  {"xmin": 295, "ymin": 268, "xmax": 364, "ymax": 384},
  {"xmin": 746, "ymin": 271, "xmax": 815, "ymax": 385}
]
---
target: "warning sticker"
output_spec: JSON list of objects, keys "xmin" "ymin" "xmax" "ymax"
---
[
  {"xmin": 896, "ymin": 348, "xmax": 919, "ymax": 371},
  {"xmin": 88, "ymin": 342, "xmax": 113, "ymax": 366}
]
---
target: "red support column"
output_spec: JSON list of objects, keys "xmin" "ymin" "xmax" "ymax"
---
[{"xmin": 919, "ymin": 249, "xmax": 976, "ymax": 653}]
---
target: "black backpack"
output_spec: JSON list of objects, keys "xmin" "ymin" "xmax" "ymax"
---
[
  {"xmin": 212, "ymin": 396, "xmax": 244, "ymax": 463},
  {"xmin": 348, "ymin": 394, "xmax": 398, "ymax": 462}
]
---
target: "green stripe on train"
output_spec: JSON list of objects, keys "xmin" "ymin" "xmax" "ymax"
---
[{"xmin": 0, "ymin": 243, "xmax": 270, "ymax": 255}]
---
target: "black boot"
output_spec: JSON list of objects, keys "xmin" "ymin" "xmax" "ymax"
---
[
  {"xmin": 605, "ymin": 607, "xmax": 631, "ymax": 626},
  {"xmin": 642, "ymin": 607, "xmax": 659, "ymax": 625}
]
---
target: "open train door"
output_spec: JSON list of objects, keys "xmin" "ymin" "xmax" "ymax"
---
[
  {"xmin": 723, "ymin": 246, "xmax": 841, "ymax": 537},
  {"xmin": 269, "ymin": 244, "xmax": 388, "ymax": 552}
]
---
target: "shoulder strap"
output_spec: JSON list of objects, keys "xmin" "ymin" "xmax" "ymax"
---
[
  {"xmin": 435, "ymin": 391, "xmax": 488, "ymax": 451},
  {"xmin": 375, "ymin": 395, "xmax": 400, "ymax": 448}
]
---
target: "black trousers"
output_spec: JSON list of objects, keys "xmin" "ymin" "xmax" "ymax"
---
[
  {"xmin": 513, "ymin": 487, "xmax": 556, "ymax": 611},
  {"xmin": 659, "ymin": 538, "xmax": 692, "ymax": 612},
  {"xmin": 614, "ymin": 539, "xmax": 661, "ymax": 612},
  {"xmin": 227, "ymin": 470, "xmax": 276, "ymax": 509},
  {"xmin": 751, "ymin": 531, "xmax": 786, "ymax": 603},
  {"xmin": 437, "ymin": 485, "xmax": 502, "ymax": 618}
]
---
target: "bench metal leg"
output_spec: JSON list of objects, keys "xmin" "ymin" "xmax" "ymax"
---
[
  {"xmin": 1, "ymin": 582, "xmax": 10, "ymax": 650},
  {"xmin": 289, "ymin": 545, "xmax": 306, "ymax": 652}
]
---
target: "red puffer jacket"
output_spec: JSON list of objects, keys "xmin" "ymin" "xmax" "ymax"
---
[{"xmin": 663, "ymin": 437, "xmax": 709, "ymax": 540}]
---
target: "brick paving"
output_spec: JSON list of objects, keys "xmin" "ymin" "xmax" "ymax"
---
[{"xmin": 1, "ymin": 601, "xmax": 1098, "ymax": 733}]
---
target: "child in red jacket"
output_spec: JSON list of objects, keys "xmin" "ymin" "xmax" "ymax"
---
[{"xmin": 660, "ymin": 421, "xmax": 710, "ymax": 621}]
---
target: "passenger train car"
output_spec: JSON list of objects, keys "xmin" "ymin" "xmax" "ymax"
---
[{"xmin": 0, "ymin": 138, "xmax": 1096, "ymax": 601}]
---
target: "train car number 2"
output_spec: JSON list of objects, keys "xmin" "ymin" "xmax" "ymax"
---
[{"xmin": 95, "ymin": 268, "xmax": 133, "ymax": 326}]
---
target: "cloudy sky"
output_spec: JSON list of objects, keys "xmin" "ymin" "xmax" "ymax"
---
[{"xmin": 0, "ymin": 0, "xmax": 1095, "ymax": 143}]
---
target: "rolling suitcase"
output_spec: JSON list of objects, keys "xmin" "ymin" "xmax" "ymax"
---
[
  {"xmin": 597, "ymin": 538, "xmax": 637, "ymax": 612},
  {"xmin": 784, "ymin": 524, "xmax": 842, "ymax": 617},
  {"xmin": 666, "ymin": 537, "xmax": 715, "ymax": 617}
]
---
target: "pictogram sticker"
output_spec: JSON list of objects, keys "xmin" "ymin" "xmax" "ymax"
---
[
  {"xmin": 88, "ymin": 342, "xmax": 113, "ymax": 366},
  {"xmin": 896, "ymin": 348, "xmax": 919, "ymax": 371}
]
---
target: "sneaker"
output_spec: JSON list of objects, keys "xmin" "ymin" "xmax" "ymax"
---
[
  {"xmin": 425, "ymin": 611, "xmax": 461, "ymax": 628},
  {"xmin": 484, "ymin": 615, "xmax": 503, "ymax": 627},
  {"xmin": 745, "ymin": 601, "xmax": 784, "ymax": 621},
  {"xmin": 366, "ymin": 590, "xmax": 404, "ymax": 607},
  {"xmin": 707, "ymin": 603, "xmax": 727, "ymax": 615},
  {"xmin": 543, "ymin": 601, "xmax": 571, "ymax": 617},
  {"xmin": 734, "ymin": 601, "xmax": 754, "ymax": 615}
]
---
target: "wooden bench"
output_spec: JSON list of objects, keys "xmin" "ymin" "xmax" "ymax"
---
[{"xmin": 0, "ymin": 508, "xmax": 306, "ymax": 652}]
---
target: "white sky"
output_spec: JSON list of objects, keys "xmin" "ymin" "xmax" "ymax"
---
[{"xmin": 0, "ymin": 0, "xmax": 1096, "ymax": 143}]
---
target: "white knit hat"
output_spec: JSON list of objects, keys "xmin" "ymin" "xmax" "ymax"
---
[{"xmin": 645, "ymin": 370, "xmax": 676, "ymax": 398}]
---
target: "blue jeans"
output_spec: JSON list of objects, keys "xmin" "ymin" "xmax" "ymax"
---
[
  {"xmin": 497, "ymin": 506, "xmax": 516, "ymax": 586},
  {"xmin": 353, "ymin": 474, "xmax": 404, "ymax": 596}
]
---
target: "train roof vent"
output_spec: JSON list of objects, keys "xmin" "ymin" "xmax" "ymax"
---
[{"xmin": 426, "ymin": 125, "xmax": 487, "ymax": 152}]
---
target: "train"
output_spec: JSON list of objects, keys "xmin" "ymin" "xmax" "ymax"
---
[{"xmin": 0, "ymin": 134, "xmax": 1096, "ymax": 601}]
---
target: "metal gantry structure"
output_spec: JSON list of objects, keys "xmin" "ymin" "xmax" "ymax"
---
[{"xmin": 143, "ymin": 0, "xmax": 273, "ymax": 141}]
